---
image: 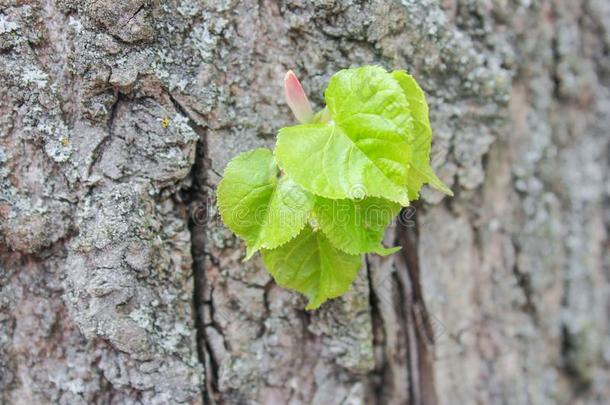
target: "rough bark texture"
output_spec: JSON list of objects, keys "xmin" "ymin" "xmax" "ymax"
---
[{"xmin": 0, "ymin": 0, "xmax": 608, "ymax": 404}]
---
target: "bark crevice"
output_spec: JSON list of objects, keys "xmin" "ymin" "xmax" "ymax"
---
[
  {"xmin": 396, "ymin": 204, "xmax": 438, "ymax": 405},
  {"xmin": 365, "ymin": 254, "xmax": 386, "ymax": 404},
  {"xmin": 170, "ymin": 92, "xmax": 221, "ymax": 404},
  {"xmin": 89, "ymin": 88, "xmax": 121, "ymax": 176}
]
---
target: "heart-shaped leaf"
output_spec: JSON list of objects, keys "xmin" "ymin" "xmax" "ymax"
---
[
  {"xmin": 217, "ymin": 148, "xmax": 314, "ymax": 259},
  {"xmin": 261, "ymin": 226, "xmax": 362, "ymax": 309}
]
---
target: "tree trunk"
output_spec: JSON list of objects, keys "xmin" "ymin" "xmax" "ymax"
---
[{"xmin": 1, "ymin": 0, "xmax": 608, "ymax": 404}]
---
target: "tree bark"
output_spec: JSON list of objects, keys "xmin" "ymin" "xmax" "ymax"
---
[{"xmin": 0, "ymin": 0, "xmax": 608, "ymax": 404}]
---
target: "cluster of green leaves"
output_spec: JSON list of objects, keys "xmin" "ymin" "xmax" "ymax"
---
[{"xmin": 217, "ymin": 66, "xmax": 452, "ymax": 309}]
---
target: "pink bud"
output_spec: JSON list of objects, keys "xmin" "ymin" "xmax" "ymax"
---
[{"xmin": 284, "ymin": 70, "xmax": 313, "ymax": 124}]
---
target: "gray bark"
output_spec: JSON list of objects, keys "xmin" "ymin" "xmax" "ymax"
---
[{"xmin": 0, "ymin": 0, "xmax": 608, "ymax": 404}]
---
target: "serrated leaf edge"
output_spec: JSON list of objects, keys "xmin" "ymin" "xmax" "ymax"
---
[{"xmin": 217, "ymin": 148, "xmax": 310, "ymax": 261}]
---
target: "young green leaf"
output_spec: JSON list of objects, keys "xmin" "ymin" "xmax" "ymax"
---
[
  {"xmin": 217, "ymin": 148, "xmax": 313, "ymax": 259},
  {"xmin": 261, "ymin": 226, "xmax": 362, "ymax": 309},
  {"xmin": 275, "ymin": 66, "xmax": 412, "ymax": 206},
  {"xmin": 392, "ymin": 70, "xmax": 453, "ymax": 199},
  {"xmin": 313, "ymin": 197, "xmax": 401, "ymax": 255},
  {"xmin": 216, "ymin": 66, "xmax": 454, "ymax": 309},
  {"xmin": 276, "ymin": 123, "xmax": 411, "ymax": 205},
  {"xmin": 326, "ymin": 65, "xmax": 414, "ymax": 142}
]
